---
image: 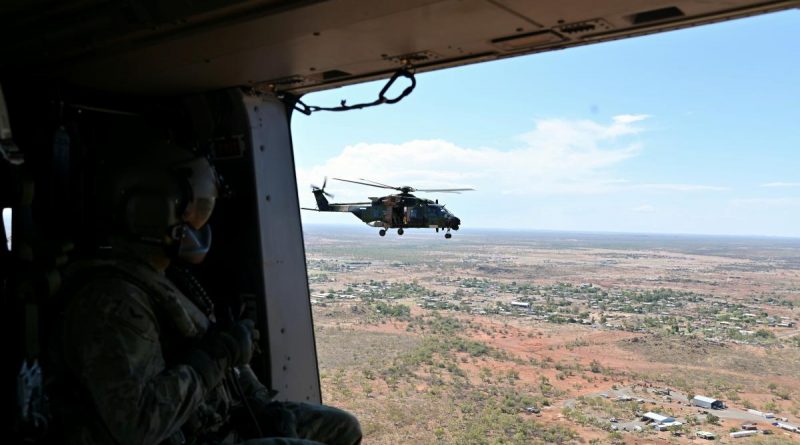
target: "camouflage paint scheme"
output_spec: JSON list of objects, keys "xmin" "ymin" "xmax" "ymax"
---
[
  {"xmin": 311, "ymin": 189, "xmax": 461, "ymax": 232},
  {"xmin": 54, "ymin": 256, "xmax": 361, "ymax": 445}
]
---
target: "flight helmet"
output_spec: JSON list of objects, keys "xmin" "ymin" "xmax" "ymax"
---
[{"xmin": 107, "ymin": 142, "xmax": 219, "ymax": 264}]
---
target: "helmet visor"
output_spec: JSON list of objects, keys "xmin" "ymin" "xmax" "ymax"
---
[
  {"xmin": 174, "ymin": 156, "xmax": 219, "ymax": 230},
  {"xmin": 185, "ymin": 196, "xmax": 215, "ymax": 230}
]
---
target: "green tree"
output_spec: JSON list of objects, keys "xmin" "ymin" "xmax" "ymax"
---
[{"xmin": 668, "ymin": 423, "xmax": 685, "ymax": 436}]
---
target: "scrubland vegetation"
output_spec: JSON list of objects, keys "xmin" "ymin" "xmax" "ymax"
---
[{"xmin": 307, "ymin": 227, "xmax": 800, "ymax": 444}]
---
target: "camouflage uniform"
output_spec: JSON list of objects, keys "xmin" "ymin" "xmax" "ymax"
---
[{"xmin": 54, "ymin": 256, "xmax": 361, "ymax": 445}]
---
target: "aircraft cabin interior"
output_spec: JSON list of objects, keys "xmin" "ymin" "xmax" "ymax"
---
[{"xmin": 1, "ymin": 0, "xmax": 797, "ymax": 441}]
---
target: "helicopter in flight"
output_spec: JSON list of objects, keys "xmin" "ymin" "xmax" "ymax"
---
[{"xmin": 303, "ymin": 178, "xmax": 473, "ymax": 238}]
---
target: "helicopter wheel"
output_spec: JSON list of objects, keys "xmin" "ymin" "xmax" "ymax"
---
[
  {"xmin": 397, "ymin": 228, "xmax": 404, "ymax": 236},
  {"xmin": 379, "ymin": 229, "xmax": 386, "ymax": 237},
  {"xmin": 445, "ymin": 233, "xmax": 452, "ymax": 239}
]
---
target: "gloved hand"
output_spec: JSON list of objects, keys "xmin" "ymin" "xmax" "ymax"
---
[
  {"xmin": 212, "ymin": 319, "xmax": 255, "ymax": 367},
  {"xmin": 184, "ymin": 319, "xmax": 256, "ymax": 389}
]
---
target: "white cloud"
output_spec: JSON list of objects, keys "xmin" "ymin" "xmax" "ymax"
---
[
  {"xmin": 632, "ymin": 204, "xmax": 656, "ymax": 213},
  {"xmin": 760, "ymin": 182, "xmax": 800, "ymax": 188},
  {"xmin": 731, "ymin": 197, "xmax": 800, "ymax": 207},
  {"xmin": 298, "ymin": 115, "xmax": 648, "ymax": 207},
  {"xmin": 636, "ymin": 183, "xmax": 730, "ymax": 192},
  {"xmin": 613, "ymin": 114, "xmax": 651, "ymax": 124},
  {"xmin": 297, "ymin": 114, "xmax": 737, "ymax": 214}
]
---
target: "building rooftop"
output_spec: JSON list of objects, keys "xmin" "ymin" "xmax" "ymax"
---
[{"xmin": 643, "ymin": 412, "xmax": 674, "ymax": 423}]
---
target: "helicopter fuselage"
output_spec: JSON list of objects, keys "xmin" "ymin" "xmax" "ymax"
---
[{"xmin": 312, "ymin": 190, "xmax": 461, "ymax": 237}]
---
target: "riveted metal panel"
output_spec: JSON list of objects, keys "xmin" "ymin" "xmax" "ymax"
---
[
  {"xmin": 4, "ymin": 0, "xmax": 796, "ymax": 94},
  {"xmin": 241, "ymin": 90, "xmax": 320, "ymax": 403}
]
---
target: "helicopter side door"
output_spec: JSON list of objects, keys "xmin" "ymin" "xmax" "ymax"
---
[{"xmin": 407, "ymin": 205, "xmax": 425, "ymax": 227}]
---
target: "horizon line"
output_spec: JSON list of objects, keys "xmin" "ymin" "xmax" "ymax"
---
[{"xmin": 301, "ymin": 222, "xmax": 800, "ymax": 240}]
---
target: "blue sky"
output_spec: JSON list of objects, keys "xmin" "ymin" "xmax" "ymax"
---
[{"xmin": 292, "ymin": 10, "xmax": 800, "ymax": 237}]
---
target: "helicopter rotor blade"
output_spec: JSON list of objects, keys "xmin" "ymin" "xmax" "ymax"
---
[
  {"xmin": 312, "ymin": 177, "xmax": 333, "ymax": 197},
  {"xmin": 332, "ymin": 177, "xmax": 398, "ymax": 190},
  {"xmin": 332, "ymin": 178, "xmax": 474, "ymax": 195},
  {"xmin": 415, "ymin": 188, "xmax": 475, "ymax": 193},
  {"xmin": 357, "ymin": 178, "xmax": 398, "ymax": 189}
]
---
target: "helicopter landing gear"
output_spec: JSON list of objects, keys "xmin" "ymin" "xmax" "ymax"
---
[
  {"xmin": 397, "ymin": 228, "xmax": 404, "ymax": 236},
  {"xmin": 379, "ymin": 229, "xmax": 386, "ymax": 237},
  {"xmin": 445, "ymin": 233, "xmax": 452, "ymax": 239}
]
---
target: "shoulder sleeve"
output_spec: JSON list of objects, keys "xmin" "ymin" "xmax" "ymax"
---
[
  {"xmin": 63, "ymin": 276, "xmax": 206, "ymax": 445},
  {"xmin": 237, "ymin": 364, "xmax": 271, "ymax": 401}
]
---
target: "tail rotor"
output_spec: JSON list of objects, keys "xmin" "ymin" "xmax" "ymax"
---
[{"xmin": 311, "ymin": 176, "xmax": 334, "ymax": 199}]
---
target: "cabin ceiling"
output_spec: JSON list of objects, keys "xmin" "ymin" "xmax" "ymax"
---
[{"xmin": 0, "ymin": 0, "xmax": 797, "ymax": 94}]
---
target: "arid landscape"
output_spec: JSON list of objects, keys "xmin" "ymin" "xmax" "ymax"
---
[{"xmin": 305, "ymin": 225, "xmax": 800, "ymax": 444}]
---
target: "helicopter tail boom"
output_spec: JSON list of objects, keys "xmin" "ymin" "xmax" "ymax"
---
[{"xmin": 312, "ymin": 189, "xmax": 332, "ymax": 211}]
